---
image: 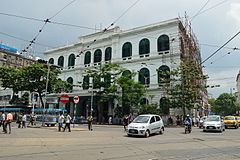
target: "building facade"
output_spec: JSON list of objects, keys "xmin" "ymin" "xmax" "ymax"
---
[{"xmin": 44, "ymin": 18, "xmax": 207, "ymax": 122}]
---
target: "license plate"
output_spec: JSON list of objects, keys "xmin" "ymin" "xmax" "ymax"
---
[{"xmin": 209, "ymin": 126, "xmax": 213, "ymax": 129}]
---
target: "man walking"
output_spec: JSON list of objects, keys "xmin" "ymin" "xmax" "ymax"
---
[
  {"xmin": 22, "ymin": 113, "xmax": 27, "ymax": 128},
  {"xmin": 87, "ymin": 114, "xmax": 93, "ymax": 131},
  {"xmin": 58, "ymin": 112, "xmax": 65, "ymax": 132},
  {"xmin": 1, "ymin": 112, "xmax": 6, "ymax": 133},
  {"xmin": 6, "ymin": 112, "xmax": 13, "ymax": 134},
  {"xmin": 63, "ymin": 113, "xmax": 71, "ymax": 132}
]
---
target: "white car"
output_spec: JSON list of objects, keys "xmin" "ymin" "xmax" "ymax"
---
[
  {"xmin": 127, "ymin": 114, "xmax": 164, "ymax": 137},
  {"xmin": 203, "ymin": 115, "xmax": 225, "ymax": 132}
]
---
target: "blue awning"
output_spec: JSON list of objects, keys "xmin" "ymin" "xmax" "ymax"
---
[{"xmin": 0, "ymin": 108, "xmax": 24, "ymax": 112}]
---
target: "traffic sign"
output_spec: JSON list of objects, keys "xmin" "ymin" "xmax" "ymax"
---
[
  {"xmin": 73, "ymin": 96, "xmax": 79, "ymax": 104},
  {"xmin": 60, "ymin": 94, "xmax": 69, "ymax": 104}
]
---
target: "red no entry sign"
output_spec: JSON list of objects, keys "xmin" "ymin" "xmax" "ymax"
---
[
  {"xmin": 73, "ymin": 96, "xmax": 79, "ymax": 104},
  {"xmin": 60, "ymin": 94, "xmax": 69, "ymax": 104}
]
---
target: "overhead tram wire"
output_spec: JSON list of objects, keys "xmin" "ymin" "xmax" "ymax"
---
[
  {"xmin": 20, "ymin": 0, "xmax": 77, "ymax": 54},
  {"xmin": 208, "ymin": 47, "xmax": 239, "ymax": 65},
  {"xmin": 0, "ymin": 12, "xmax": 99, "ymax": 31},
  {"xmin": 76, "ymin": 0, "xmax": 142, "ymax": 56},
  {"xmin": 201, "ymin": 30, "xmax": 240, "ymax": 65},
  {"xmin": 190, "ymin": 0, "xmax": 210, "ymax": 21},
  {"xmin": 104, "ymin": 0, "xmax": 142, "ymax": 31},
  {"xmin": 0, "ymin": 31, "xmax": 53, "ymax": 48},
  {"xmin": 190, "ymin": 0, "xmax": 230, "ymax": 20}
]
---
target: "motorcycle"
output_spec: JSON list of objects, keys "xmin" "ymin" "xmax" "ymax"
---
[{"xmin": 184, "ymin": 124, "xmax": 192, "ymax": 134}]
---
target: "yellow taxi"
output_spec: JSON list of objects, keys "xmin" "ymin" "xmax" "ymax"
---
[
  {"xmin": 236, "ymin": 116, "xmax": 240, "ymax": 127},
  {"xmin": 224, "ymin": 116, "xmax": 239, "ymax": 129}
]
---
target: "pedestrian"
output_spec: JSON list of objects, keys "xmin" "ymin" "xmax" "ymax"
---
[
  {"xmin": 6, "ymin": 112, "xmax": 13, "ymax": 134},
  {"xmin": 63, "ymin": 113, "xmax": 71, "ymax": 132},
  {"xmin": 123, "ymin": 115, "xmax": 129, "ymax": 131},
  {"xmin": 22, "ymin": 113, "xmax": 27, "ymax": 128},
  {"xmin": 108, "ymin": 116, "xmax": 112, "ymax": 125},
  {"xmin": 58, "ymin": 112, "xmax": 65, "ymax": 132},
  {"xmin": 1, "ymin": 112, "xmax": 7, "ymax": 133},
  {"xmin": 87, "ymin": 113, "xmax": 93, "ymax": 131},
  {"xmin": 0, "ymin": 112, "xmax": 3, "ymax": 128},
  {"xmin": 17, "ymin": 113, "xmax": 22, "ymax": 128}
]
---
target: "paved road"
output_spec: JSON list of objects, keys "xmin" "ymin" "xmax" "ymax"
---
[{"xmin": 0, "ymin": 125, "xmax": 240, "ymax": 160}]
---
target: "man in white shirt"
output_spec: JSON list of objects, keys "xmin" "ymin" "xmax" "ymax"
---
[
  {"xmin": 1, "ymin": 112, "xmax": 6, "ymax": 133},
  {"xmin": 63, "ymin": 113, "xmax": 72, "ymax": 132},
  {"xmin": 58, "ymin": 113, "xmax": 65, "ymax": 132}
]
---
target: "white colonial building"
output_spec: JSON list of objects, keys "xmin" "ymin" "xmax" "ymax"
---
[{"xmin": 44, "ymin": 18, "xmax": 207, "ymax": 123}]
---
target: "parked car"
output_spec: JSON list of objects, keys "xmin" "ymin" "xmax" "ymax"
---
[
  {"xmin": 199, "ymin": 116, "xmax": 207, "ymax": 128},
  {"xmin": 203, "ymin": 115, "xmax": 225, "ymax": 132},
  {"xmin": 236, "ymin": 116, "xmax": 240, "ymax": 127},
  {"xmin": 127, "ymin": 114, "xmax": 164, "ymax": 138},
  {"xmin": 224, "ymin": 116, "xmax": 239, "ymax": 129}
]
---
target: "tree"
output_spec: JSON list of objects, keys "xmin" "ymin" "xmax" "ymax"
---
[
  {"xmin": 139, "ymin": 103, "xmax": 160, "ymax": 115},
  {"xmin": 0, "ymin": 63, "xmax": 71, "ymax": 107},
  {"xmin": 213, "ymin": 93, "xmax": 237, "ymax": 116},
  {"xmin": 116, "ymin": 72, "xmax": 145, "ymax": 115},
  {"xmin": 84, "ymin": 63, "xmax": 145, "ymax": 120},
  {"xmin": 167, "ymin": 61, "xmax": 207, "ymax": 116}
]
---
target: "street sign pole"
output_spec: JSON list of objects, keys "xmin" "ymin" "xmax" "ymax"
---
[
  {"xmin": 73, "ymin": 103, "xmax": 76, "ymax": 128},
  {"xmin": 73, "ymin": 96, "xmax": 79, "ymax": 128}
]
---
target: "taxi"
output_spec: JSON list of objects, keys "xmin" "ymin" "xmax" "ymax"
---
[
  {"xmin": 224, "ymin": 116, "xmax": 239, "ymax": 129},
  {"xmin": 236, "ymin": 116, "xmax": 240, "ymax": 127}
]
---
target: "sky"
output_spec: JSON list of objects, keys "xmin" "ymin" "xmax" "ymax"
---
[{"xmin": 0, "ymin": 0, "xmax": 240, "ymax": 98}]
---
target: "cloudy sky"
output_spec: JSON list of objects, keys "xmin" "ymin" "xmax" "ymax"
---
[{"xmin": 0, "ymin": 0, "xmax": 240, "ymax": 98}]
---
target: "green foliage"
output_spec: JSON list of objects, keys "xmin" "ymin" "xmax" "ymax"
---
[
  {"xmin": 139, "ymin": 103, "xmax": 160, "ymax": 115},
  {"xmin": 167, "ymin": 61, "xmax": 207, "ymax": 116},
  {"xmin": 212, "ymin": 93, "xmax": 237, "ymax": 116},
  {"xmin": 84, "ymin": 63, "xmax": 145, "ymax": 115},
  {"xmin": 0, "ymin": 62, "xmax": 70, "ymax": 107}
]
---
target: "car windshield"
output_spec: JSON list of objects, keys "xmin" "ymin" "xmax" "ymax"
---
[
  {"xmin": 132, "ymin": 116, "xmax": 150, "ymax": 123},
  {"xmin": 224, "ymin": 117, "xmax": 235, "ymax": 120},
  {"xmin": 206, "ymin": 116, "xmax": 220, "ymax": 122}
]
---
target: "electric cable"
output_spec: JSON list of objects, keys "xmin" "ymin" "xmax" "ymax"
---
[
  {"xmin": 0, "ymin": 31, "xmax": 53, "ymax": 48},
  {"xmin": 20, "ymin": 0, "xmax": 77, "ymax": 54},
  {"xmin": 0, "ymin": 12, "xmax": 99, "ymax": 31},
  {"xmin": 190, "ymin": 0, "xmax": 210, "ymax": 21},
  {"xmin": 190, "ymin": 0, "xmax": 230, "ymax": 20},
  {"xmin": 201, "ymin": 30, "xmax": 240, "ymax": 65},
  {"xmin": 105, "ymin": 0, "xmax": 142, "ymax": 30}
]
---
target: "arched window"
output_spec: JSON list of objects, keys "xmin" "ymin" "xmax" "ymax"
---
[
  {"xmin": 84, "ymin": 51, "xmax": 91, "ymax": 65},
  {"xmin": 159, "ymin": 97, "xmax": 170, "ymax": 115},
  {"xmin": 67, "ymin": 77, "xmax": 73, "ymax": 92},
  {"xmin": 138, "ymin": 68, "xmax": 150, "ymax": 86},
  {"xmin": 122, "ymin": 70, "xmax": 132, "ymax": 79},
  {"xmin": 48, "ymin": 58, "xmax": 54, "ymax": 64},
  {"xmin": 82, "ymin": 76, "xmax": 89, "ymax": 90},
  {"xmin": 157, "ymin": 35, "xmax": 169, "ymax": 52},
  {"xmin": 158, "ymin": 65, "xmax": 170, "ymax": 85},
  {"xmin": 139, "ymin": 38, "xmax": 150, "ymax": 55},
  {"xmin": 68, "ymin": 54, "xmax": 75, "ymax": 67},
  {"xmin": 105, "ymin": 47, "xmax": 112, "ymax": 61},
  {"xmin": 58, "ymin": 56, "xmax": 64, "ymax": 67},
  {"xmin": 94, "ymin": 49, "xmax": 102, "ymax": 63},
  {"xmin": 122, "ymin": 42, "xmax": 132, "ymax": 58}
]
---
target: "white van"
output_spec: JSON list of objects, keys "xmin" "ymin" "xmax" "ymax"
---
[{"xmin": 127, "ymin": 114, "xmax": 164, "ymax": 137}]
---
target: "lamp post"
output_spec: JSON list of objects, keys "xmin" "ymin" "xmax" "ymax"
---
[{"xmin": 42, "ymin": 63, "xmax": 50, "ymax": 126}]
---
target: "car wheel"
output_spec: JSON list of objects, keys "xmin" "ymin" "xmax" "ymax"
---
[
  {"xmin": 127, "ymin": 134, "xmax": 131, "ymax": 137},
  {"xmin": 145, "ymin": 130, "xmax": 150, "ymax": 138},
  {"xmin": 159, "ymin": 127, "xmax": 164, "ymax": 135},
  {"xmin": 203, "ymin": 130, "xmax": 206, "ymax": 132},
  {"xmin": 225, "ymin": 126, "xmax": 228, "ymax": 129}
]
